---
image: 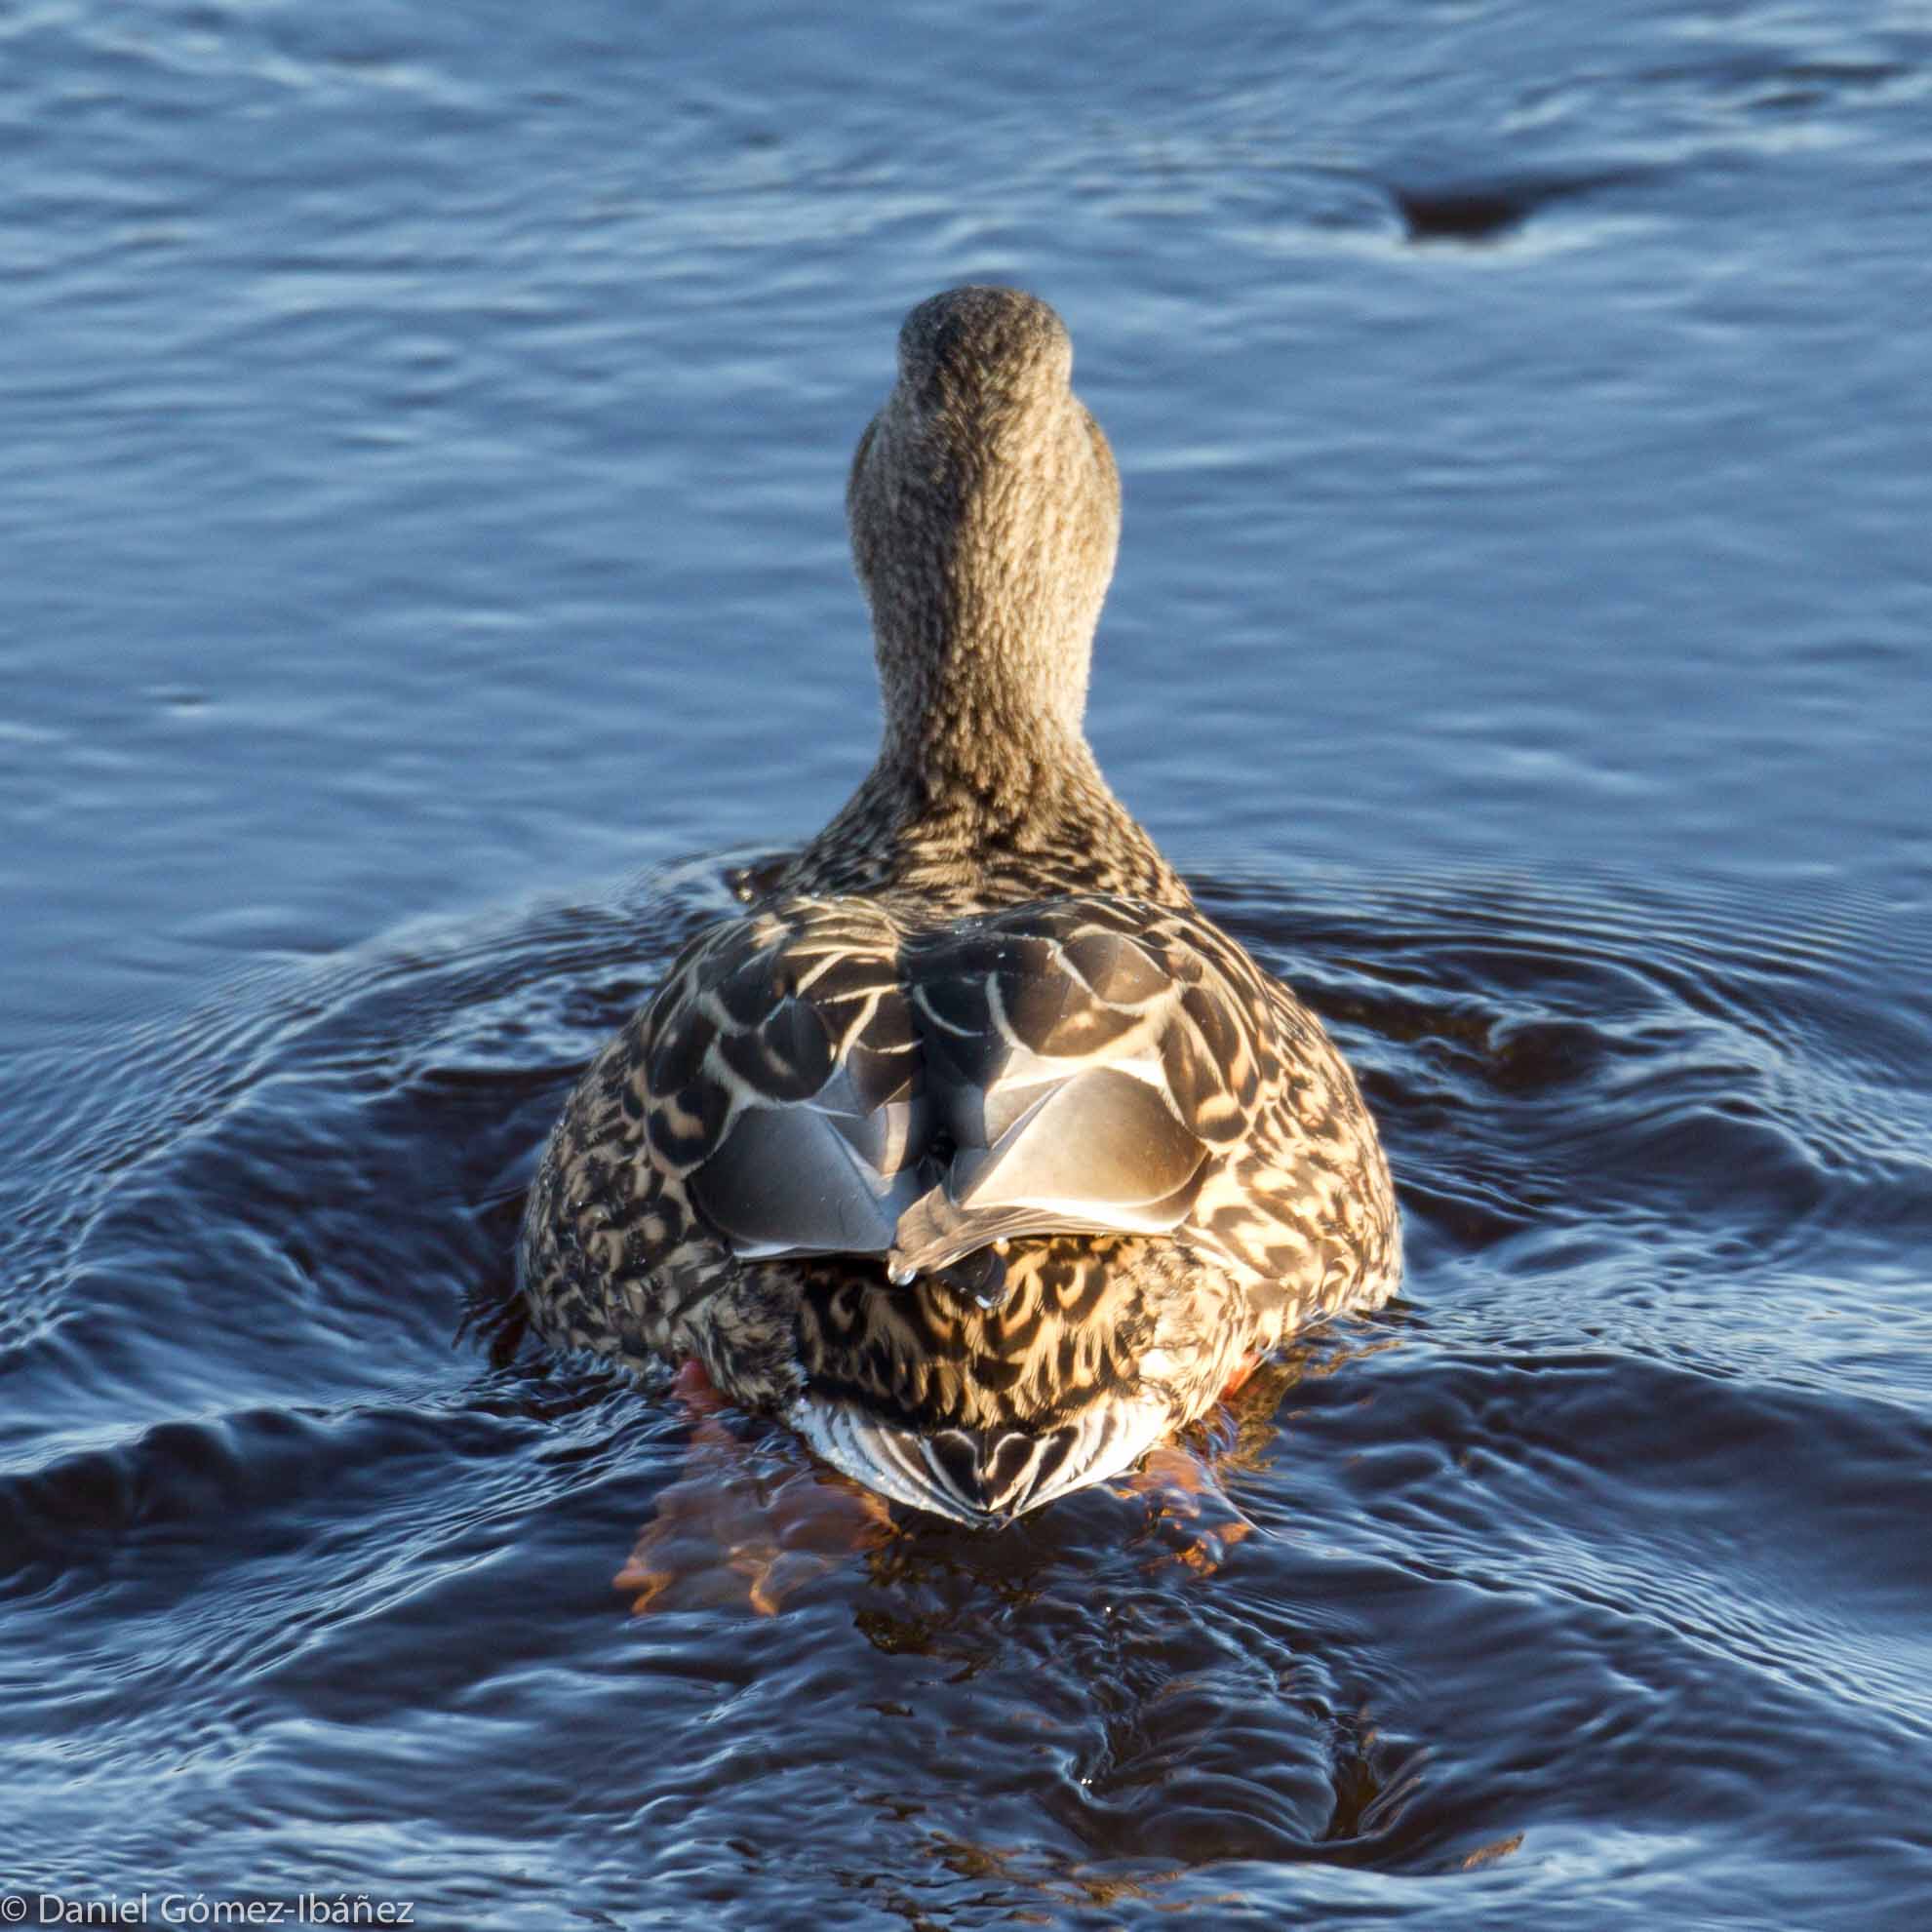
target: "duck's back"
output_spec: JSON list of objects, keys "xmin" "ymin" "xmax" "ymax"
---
[{"xmin": 519, "ymin": 881, "xmax": 1400, "ymax": 1510}]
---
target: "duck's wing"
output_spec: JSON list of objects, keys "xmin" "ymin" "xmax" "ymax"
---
[
  {"xmin": 884, "ymin": 899, "xmax": 1266, "ymax": 1276},
  {"xmin": 638, "ymin": 899, "xmax": 929, "ymax": 1260},
  {"xmin": 638, "ymin": 895, "xmax": 1272, "ymax": 1279}
]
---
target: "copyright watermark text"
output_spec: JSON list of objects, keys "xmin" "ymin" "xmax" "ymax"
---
[{"xmin": 2, "ymin": 1899, "xmax": 414, "ymax": 1927}]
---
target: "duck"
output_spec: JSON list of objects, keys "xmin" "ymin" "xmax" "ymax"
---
[{"xmin": 519, "ymin": 286, "xmax": 1401, "ymax": 1525}]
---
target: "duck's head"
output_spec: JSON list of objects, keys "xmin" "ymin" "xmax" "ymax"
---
[{"xmin": 848, "ymin": 287, "xmax": 1121, "ymax": 769}]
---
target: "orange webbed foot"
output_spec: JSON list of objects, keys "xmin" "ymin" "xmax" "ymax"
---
[
  {"xmin": 614, "ymin": 1360, "xmax": 894, "ymax": 1616},
  {"xmin": 1220, "ymin": 1352, "xmax": 1262, "ymax": 1399},
  {"xmin": 1113, "ymin": 1443, "xmax": 1254, "ymax": 1577}
]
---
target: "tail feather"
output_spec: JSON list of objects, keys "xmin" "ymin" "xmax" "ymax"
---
[{"xmin": 789, "ymin": 1392, "xmax": 1172, "ymax": 1526}]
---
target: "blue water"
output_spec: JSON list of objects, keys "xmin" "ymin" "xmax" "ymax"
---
[{"xmin": 4, "ymin": 2, "xmax": 1929, "ymax": 1924}]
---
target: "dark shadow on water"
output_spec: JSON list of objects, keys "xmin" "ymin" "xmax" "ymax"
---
[{"xmin": 1385, "ymin": 169, "xmax": 1641, "ymax": 243}]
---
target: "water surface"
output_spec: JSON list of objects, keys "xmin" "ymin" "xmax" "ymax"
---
[{"xmin": 4, "ymin": 2, "xmax": 1929, "ymax": 1925}]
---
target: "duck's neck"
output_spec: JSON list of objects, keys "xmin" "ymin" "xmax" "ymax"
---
[
  {"xmin": 792, "ymin": 676, "xmax": 1182, "ymax": 908},
  {"xmin": 864, "ymin": 583, "xmax": 1102, "ymax": 819},
  {"xmin": 796, "ymin": 652, "xmax": 1182, "ymax": 907},
  {"xmin": 876, "ymin": 651, "xmax": 1090, "ymax": 812}
]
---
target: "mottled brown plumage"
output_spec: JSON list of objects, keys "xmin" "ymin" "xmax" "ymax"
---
[{"xmin": 520, "ymin": 286, "xmax": 1400, "ymax": 1522}]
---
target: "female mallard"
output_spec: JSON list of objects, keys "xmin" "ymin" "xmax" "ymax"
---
[{"xmin": 520, "ymin": 286, "xmax": 1400, "ymax": 1524}]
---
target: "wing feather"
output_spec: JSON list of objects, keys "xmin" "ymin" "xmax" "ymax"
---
[{"xmin": 639, "ymin": 895, "xmax": 1272, "ymax": 1277}]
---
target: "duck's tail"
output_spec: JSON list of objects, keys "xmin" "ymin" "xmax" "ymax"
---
[{"xmin": 789, "ymin": 1390, "xmax": 1172, "ymax": 1527}]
